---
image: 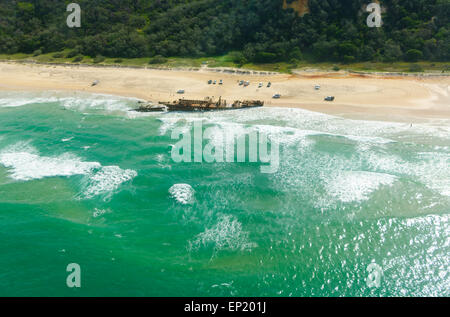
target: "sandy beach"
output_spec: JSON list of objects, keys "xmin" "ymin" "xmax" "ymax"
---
[{"xmin": 0, "ymin": 61, "xmax": 449, "ymax": 121}]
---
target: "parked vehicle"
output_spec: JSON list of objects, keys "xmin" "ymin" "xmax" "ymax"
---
[
  {"xmin": 258, "ymin": 82, "xmax": 263, "ymax": 88},
  {"xmin": 219, "ymin": 79, "xmax": 223, "ymax": 85},
  {"xmin": 315, "ymin": 85, "xmax": 321, "ymax": 90},
  {"xmin": 239, "ymin": 80, "xmax": 244, "ymax": 86},
  {"xmin": 244, "ymin": 81, "xmax": 250, "ymax": 87},
  {"xmin": 213, "ymin": 80, "xmax": 217, "ymax": 85},
  {"xmin": 324, "ymin": 96, "xmax": 335, "ymax": 101},
  {"xmin": 267, "ymin": 82, "xmax": 271, "ymax": 88},
  {"xmin": 273, "ymin": 94, "xmax": 281, "ymax": 99},
  {"xmin": 177, "ymin": 89, "xmax": 185, "ymax": 94},
  {"xmin": 208, "ymin": 80, "xmax": 212, "ymax": 84}
]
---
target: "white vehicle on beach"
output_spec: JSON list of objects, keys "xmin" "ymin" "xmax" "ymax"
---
[
  {"xmin": 177, "ymin": 89, "xmax": 185, "ymax": 94},
  {"xmin": 272, "ymin": 94, "xmax": 281, "ymax": 99},
  {"xmin": 315, "ymin": 85, "xmax": 321, "ymax": 90}
]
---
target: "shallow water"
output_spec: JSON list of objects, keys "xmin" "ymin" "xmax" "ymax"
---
[{"xmin": 0, "ymin": 91, "xmax": 448, "ymax": 296}]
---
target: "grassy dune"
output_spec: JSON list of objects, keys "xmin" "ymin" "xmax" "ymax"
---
[{"xmin": 1, "ymin": 51, "xmax": 449, "ymax": 74}]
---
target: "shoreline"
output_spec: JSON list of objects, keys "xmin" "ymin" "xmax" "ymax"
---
[{"xmin": 0, "ymin": 61, "xmax": 449, "ymax": 122}]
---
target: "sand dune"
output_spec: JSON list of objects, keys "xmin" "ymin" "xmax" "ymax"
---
[{"xmin": 0, "ymin": 62, "xmax": 449, "ymax": 122}]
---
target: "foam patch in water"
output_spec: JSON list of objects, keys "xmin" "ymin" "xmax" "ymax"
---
[
  {"xmin": 188, "ymin": 215, "xmax": 257, "ymax": 254},
  {"xmin": 169, "ymin": 183, "xmax": 195, "ymax": 205},
  {"xmin": 83, "ymin": 166, "xmax": 137, "ymax": 199},
  {"xmin": 322, "ymin": 171, "xmax": 397, "ymax": 204}
]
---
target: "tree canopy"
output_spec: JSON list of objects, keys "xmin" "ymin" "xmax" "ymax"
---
[{"xmin": 0, "ymin": 0, "xmax": 448, "ymax": 63}]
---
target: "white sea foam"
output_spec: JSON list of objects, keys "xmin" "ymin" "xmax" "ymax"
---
[
  {"xmin": 83, "ymin": 166, "xmax": 137, "ymax": 199},
  {"xmin": 0, "ymin": 91, "xmax": 59, "ymax": 108},
  {"xmin": 322, "ymin": 171, "xmax": 397, "ymax": 204},
  {"xmin": 0, "ymin": 97, "xmax": 55, "ymax": 108},
  {"xmin": 0, "ymin": 146, "xmax": 100, "ymax": 181},
  {"xmin": 169, "ymin": 183, "xmax": 195, "ymax": 205},
  {"xmin": 0, "ymin": 91, "xmax": 138, "ymax": 114},
  {"xmin": 175, "ymin": 107, "xmax": 450, "ymax": 141},
  {"xmin": 364, "ymin": 151, "xmax": 450, "ymax": 197},
  {"xmin": 0, "ymin": 142, "xmax": 137, "ymax": 198},
  {"xmin": 60, "ymin": 95, "xmax": 134, "ymax": 113},
  {"xmin": 188, "ymin": 215, "xmax": 257, "ymax": 253}
]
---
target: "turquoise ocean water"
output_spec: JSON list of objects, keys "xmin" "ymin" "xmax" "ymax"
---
[{"xmin": 0, "ymin": 91, "xmax": 448, "ymax": 296}]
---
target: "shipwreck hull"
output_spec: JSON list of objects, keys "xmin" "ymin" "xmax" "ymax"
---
[
  {"xmin": 164, "ymin": 104, "xmax": 263, "ymax": 112},
  {"xmin": 134, "ymin": 98, "xmax": 264, "ymax": 112}
]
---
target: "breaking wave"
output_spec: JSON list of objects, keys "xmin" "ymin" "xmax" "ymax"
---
[
  {"xmin": 83, "ymin": 166, "xmax": 137, "ymax": 199},
  {"xmin": 169, "ymin": 183, "xmax": 195, "ymax": 205},
  {"xmin": 0, "ymin": 91, "xmax": 138, "ymax": 114},
  {"xmin": 0, "ymin": 142, "xmax": 137, "ymax": 199},
  {"xmin": 0, "ymin": 142, "xmax": 99, "ymax": 181}
]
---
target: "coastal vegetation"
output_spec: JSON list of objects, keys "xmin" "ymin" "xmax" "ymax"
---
[
  {"xmin": 0, "ymin": 0, "xmax": 448, "ymax": 72},
  {"xmin": 0, "ymin": 50, "xmax": 448, "ymax": 74}
]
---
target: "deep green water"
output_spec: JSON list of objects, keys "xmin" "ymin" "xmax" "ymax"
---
[{"xmin": 0, "ymin": 91, "xmax": 448, "ymax": 297}]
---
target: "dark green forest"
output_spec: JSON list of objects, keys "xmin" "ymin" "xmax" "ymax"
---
[{"xmin": 0, "ymin": 0, "xmax": 449, "ymax": 63}]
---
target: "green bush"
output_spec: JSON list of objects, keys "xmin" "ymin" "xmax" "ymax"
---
[
  {"xmin": 148, "ymin": 55, "xmax": 168, "ymax": 64},
  {"xmin": 332, "ymin": 65, "xmax": 340, "ymax": 71},
  {"xmin": 72, "ymin": 55, "xmax": 83, "ymax": 63},
  {"xmin": 343, "ymin": 55, "xmax": 356, "ymax": 64},
  {"xmin": 289, "ymin": 47, "xmax": 303, "ymax": 61},
  {"xmin": 289, "ymin": 58, "xmax": 299, "ymax": 65},
  {"xmin": 254, "ymin": 52, "xmax": 277, "ymax": 63},
  {"xmin": 33, "ymin": 49, "xmax": 42, "ymax": 56},
  {"xmin": 52, "ymin": 52, "xmax": 65, "ymax": 58},
  {"xmin": 93, "ymin": 55, "xmax": 105, "ymax": 63},
  {"xmin": 114, "ymin": 58, "xmax": 123, "ymax": 63},
  {"xmin": 409, "ymin": 64, "xmax": 424, "ymax": 72},
  {"xmin": 67, "ymin": 46, "xmax": 82, "ymax": 58},
  {"xmin": 229, "ymin": 52, "xmax": 247, "ymax": 65},
  {"xmin": 405, "ymin": 49, "xmax": 423, "ymax": 62}
]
